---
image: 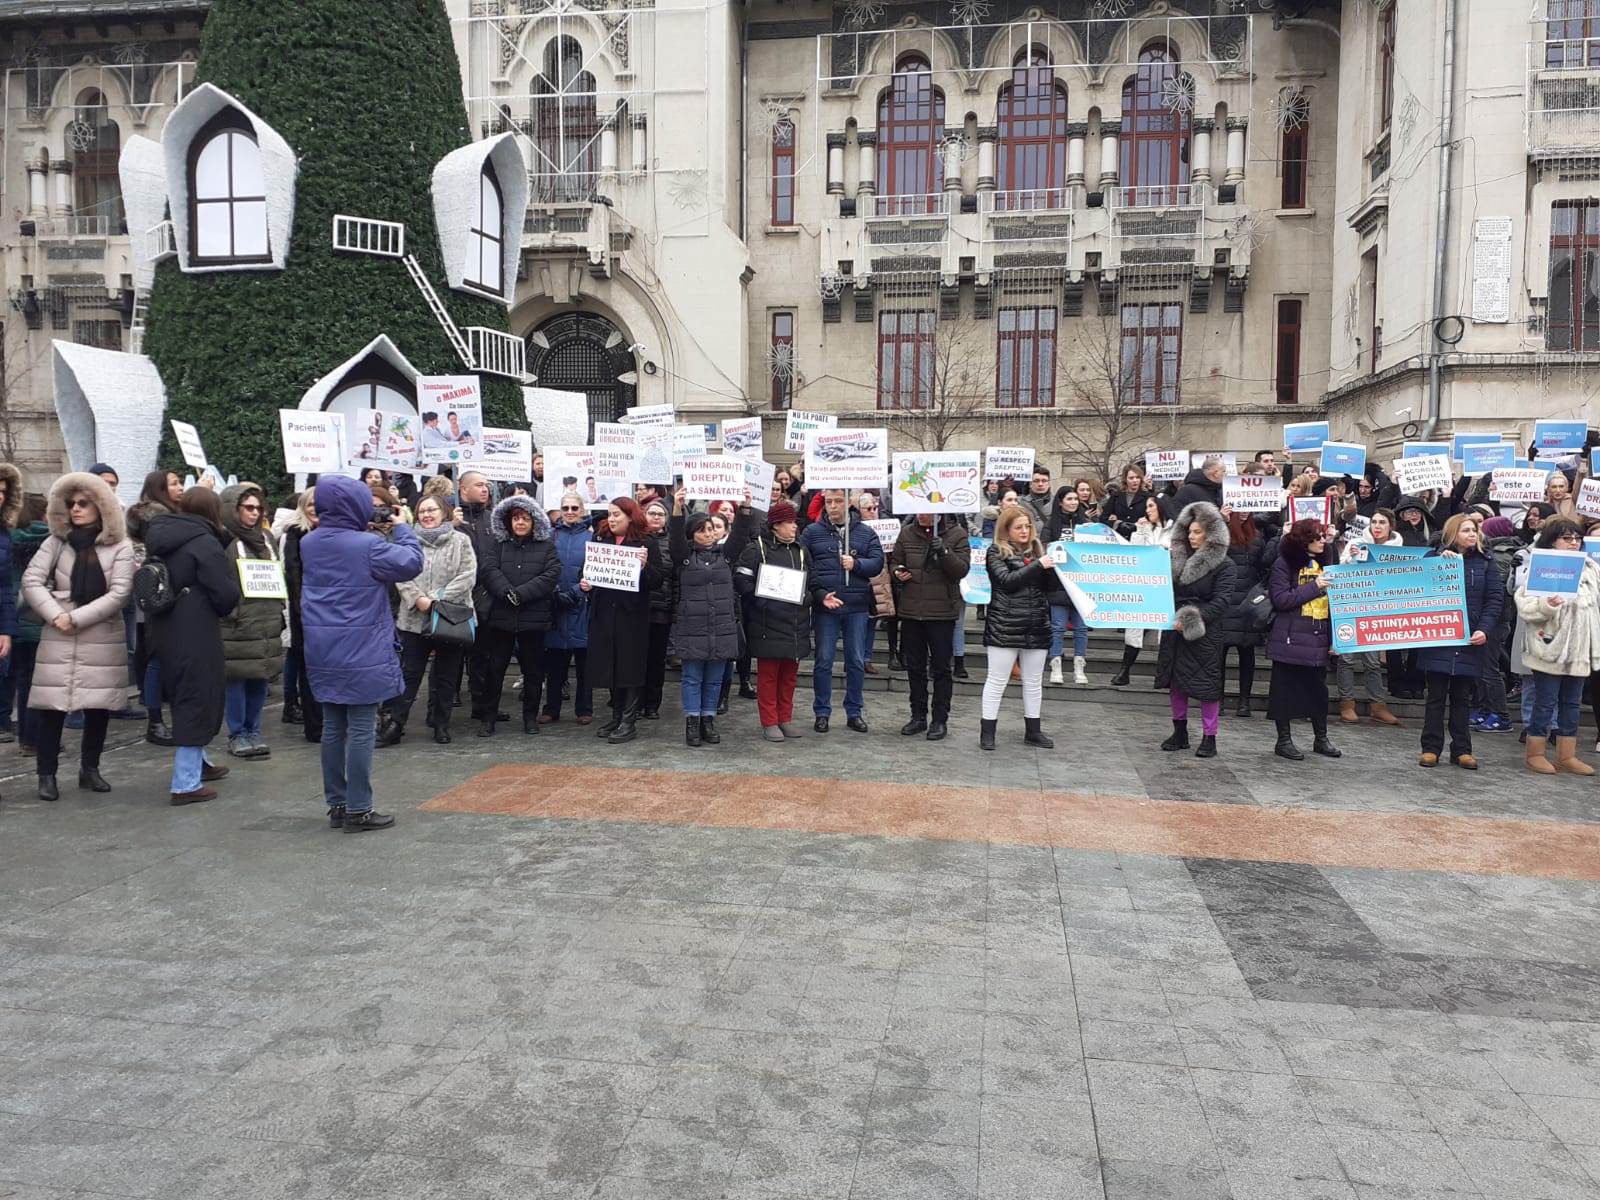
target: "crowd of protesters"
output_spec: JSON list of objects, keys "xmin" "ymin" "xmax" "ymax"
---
[{"xmin": 0, "ymin": 435, "xmax": 1596, "ymax": 827}]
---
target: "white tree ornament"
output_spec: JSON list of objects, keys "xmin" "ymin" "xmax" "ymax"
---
[
  {"xmin": 950, "ymin": 0, "xmax": 991, "ymax": 24},
  {"xmin": 1269, "ymin": 86, "xmax": 1310, "ymax": 133},
  {"xmin": 1226, "ymin": 212, "xmax": 1268, "ymax": 254},
  {"xmin": 1343, "ymin": 284, "xmax": 1360, "ymax": 341},
  {"xmin": 1397, "ymin": 92, "xmax": 1421, "ymax": 145},
  {"xmin": 750, "ymin": 103, "xmax": 794, "ymax": 146},
  {"xmin": 667, "ymin": 169, "xmax": 709, "ymax": 212},
  {"xmin": 766, "ymin": 341, "xmax": 797, "ymax": 381},
  {"xmin": 1161, "ymin": 74, "xmax": 1196, "ymax": 115},
  {"xmin": 943, "ymin": 131, "xmax": 975, "ymax": 167},
  {"xmin": 113, "ymin": 42, "xmax": 148, "ymax": 65},
  {"xmin": 845, "ymin": 0, "xmax": 885, "ymax": 28},
  {"xmin": 818, "ymin": 273, "xmax": 845, "ymax": 300},
  {"xmin": 66, "ymin": 120, "xmax": 98, "ymax": 153},
  {"xmin": 1092, "ymin": 0, "xmax": 1133, "ymax": 17}
]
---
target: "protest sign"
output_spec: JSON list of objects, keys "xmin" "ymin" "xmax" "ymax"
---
[
  {"xmin": 237, "ymin": 558, "xmax": 288, "ymax": 600},
  {"xmin": 279, "ymin": 410, "xmax": 344, "ymax": 474},
  {"xmin": 1189, "ymin": 451, "xmax": 1238, "ymax": 474},
  {"xmin": 1290, "ymin": 495, "xmax": 1333, "ymax": 525},
  {"xmin": 960, "ymin": 537, "xmax": 992, "ymax": 604},
  {"xmin": 170, "ymin": 419, "xmax": 208, "ymax": 469},
  {"xmin": 743, "ymin": 458, "xmax": 776, "ymax": 510},
  {"xmin": 1050, "ymin": 542, "xmax": 1174, "ymax": 629},
  {"xmin": 755, "ymin": 563, "xmax": 806, "ymax": 605},
  {"xmin": 893, "ymin": 451, "xmax": 982, "ymax": 514},
  {"xmin": 805, "ymin": 428, "xmax": 888, "ymax": 490},
  {"xmin": 583, "ymin": 541, "xmax": 645, "ymax": 592},
  {"xmin": 1450, "ymin": 432, "xmax": 1502, "ymax": 462},
  {"xmin": 722, "ymin": 416, "xmax": 763, "ymax": 460},
  {"xmin": 670, "ymin": 425, "xmax": 708, "ymax": 473},
  {"xmin": 783, "ymin": 409, "xmax": 835, "ymax": 452},
  {"xmin": 1283, "ymin": 421, "xmax": 1329, "ymax": 453},
  {"xmin": 1584, "ymin": 537, "xmax": 1600, "ymax": 565},
  {"xmin": 1222, "ymin": 474, "xmax": 1283, "ymax": 513},
  {"xmin": 984, "ymin": 446, "xmax": 1034, "ymax": 482},
  {"xmin": 1319, "ymin": 442, "xmax": 1366, "ymax": 476},
  {"xmin": 864, "ymin": 519, "xmax": 901, "ymax": 555},
  {"xmin": 1323, "ymin": 554, "xmax": 1470, "ymax": 653},
  {"xmin": 592, "ymin": 422, "xmax": 641, "ymax": 484},
  {"xmin": 1396, "ymin": 453, "xmax": 1452, "ymax": 494},
  {"xmin": 1461, "ymin": 442, "xmax": 1516, "ymax": 474},
  {"xmin": 1144, "ymin": 449, "xmax": 1188, "ymax": 483},
  {"xmin": 349, "ymin": 409, "xmax": 420, "ymax": 471},
  {"xmin": 544, "ymin": 446, "xmax": 617, "ymax": 510},
  {"xmin": 1593, "ymin": 447, "xmax": 1600, "ymax": 475},
  {"xmin": 1525, "ymin": 549, "xmax": 1588, "ymax": 599},
  {"xmin": 1403, "ymin": 441, "xmax": 1451, "ymax": 459},
  {"xmin": 417, "ymin": 376, "xmax": 483, "ymax": 465},
  {"xmin": 524, "ymin": 386, "xmax": 590, "ymax": 449},
  {"xmin": 1533, "ymin": 419, "xmax": 1588, "ymax": 454},
  {"xmin": 1489, "ymin": 467, "xmax": 1550, "ymax": 504},
  {"xmin": 681, "ymin": 456, "xmax": 745, "ymax": 503},
  {"xmin": 1367, "ymin": 543, "xmax": 1432, "ymax": 561},
  {"xmin": 623, "ymin": 403, "xmax": 675, "ymax": 433},
  {"xmin": 1577, "ymin": 478, "xmax": 1600, "ymax": 519},
  {"xmin": 465, "ymin": 428, "xmax": 533, "ymax": 483},
  {"xmin": 1071, "ymin": 522, "xmax": 1118, "ymax": 544}
]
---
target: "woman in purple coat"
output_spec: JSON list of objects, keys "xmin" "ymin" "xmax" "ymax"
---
[
  {"xmin": 1265, "ymin": 518, "xmax": 1341, "ymax": 762},
  {"xmin": 300, "ymin": 474, "xmax": 422, "ymax": 833}
]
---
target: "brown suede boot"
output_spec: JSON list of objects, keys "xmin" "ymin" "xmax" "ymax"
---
[
  {"xmin": 1339, "ymin": 700, "xmax": 1358, "ymax": 724},
  {"xmin": 1368, "ymin": 702, "xmax": 1401, "ymax": 726},
  {"xmin": 1525, "ymin": 735, "xmax": 1557, "ymax": 775},
  {"xmin": 1555, "ymin": 736, "xmax": 1596, "ymax": 776}
]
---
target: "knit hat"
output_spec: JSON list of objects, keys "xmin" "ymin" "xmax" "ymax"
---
[
  {"xmin": 686, "ymin": 511, "xmax": 713, "ymax": 536},
  {"xmin": 767, "ymin": 502, "xmax": 798, "ymax": 528},
  {"xmin": 89, "ymin": 462, "xmax": 118, "ymax": 481},
  {"xmin": 1481, "ymin": 516, "xmax": 1515, "ymax": 539}
]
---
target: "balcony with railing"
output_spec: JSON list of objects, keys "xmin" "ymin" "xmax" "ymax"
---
[{"xmin": 1528, "ymin": 28, "xmax": 1600, "ymax": 157}]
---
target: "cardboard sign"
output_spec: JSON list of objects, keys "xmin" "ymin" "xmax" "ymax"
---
[
  {"xmin": 755, "ymin": 564, "xmax": 806, "ymax": 604},
  {"xmin": 237, "ymin": 558, "xmax": 287, "ymax": 600},
  {"xmin": 960, "ymin": 537, "xmax": 992, "ymax": 604},
  {"xmin": 465, "ymin": 428, "xmax": 533, "ymax": 483},
  {"xmin": 349, "ymin": 409, "xmax": 421, "ymax": 471},
  {"xmin": 805, "ymin": 428, "xmax": 888, "ymax": 490},
  {"xmin": 1290, "ymin": 496, "xmax": 1334, "ymax": 525},
  {"xmin": 983, "ymin": 446, "xmax": 1035, "ymax": 483},
  {"xmin": 1324, "ymin": 554, "xmax": 1471, "ymax": 652},
  {"xmin": 524, "ymin": 386, "xmax": 590, "ymax": 450},
  {"xmin": 1402, "ymin": 441, "xmax": 1451, "ymax": 459},
  {"xmin": 893, "ymin": 451, "xmax": 982, "ymax": 514},
  {"xmin": 1451, "ymin": 432, "xmax": 1503, "ymax": 462},
  {"xmin": 544, "ymin": 446, "xmax": 621, "ymax": 510},
  {"xmin": 1489, "ymin": 467, "xmax": 1551, "ymax": 504},
  {"xmin": 623, "ymin": 403, "xmax": 675, "ymax": 433},
  {"xmin": 863, "ymin": 518, "xmax": 902, "ymax": 555},
  {"xmin": 1222, "ymin": 474, "xmax": 1284, "ymax": 513},
  {"xmin": 583, "ymin": 541, "xmax": 645, "ymax": 592},
  {"xmin": 417, "ymin": 375, "xmax": 483, "ymax": 465},
  {"xmin": 170, "ymin": 419, "xmax": 208, "ymax": 469},
  {"xmin": 1144, "ymin": 450, "xmax": 1189, "ymax": 483},
  {"xmin": 1283, "ymin": 421, "xmax": 1329, "ymax": 453},
  {"xmin": 681, "ymin": 456, "xmax": 745, "ymax": 503},
  {"xmin": 1050, "ymin": 542, "xmax": 1175, "ymax": 629},
  {"xmin": 1525, "ymin": 549, "xmax": 1588, "ymax": 598},
  {"xmin": 1190, "ymin": 452, "xmax": 1238, "ymax": 474},
  {"xmin": 1396, "ymin": 453, "xmax": 1453, "ymax": 494},
  {"xmin": 1533, "ymin": 420, "xmax": 1588, "ymax": 455},
  {"xmin": 279, "ymin": 410, "xmax": 344, "ymax": 474},
  {"xmin": 722, "ymin": 416, "xmax": 763, "ymax": 460},
  {"xmin": 1461, "ymin": 442, "xmax": 1516, "ymax": 474},
  {"xmin": 670, "ymin": 425, "xmax": 708, "ymax": 473},
  {"xmin": 743, "ymin": 459, "xmax": 776, "ymax": 511},
  {"xmin": 783, "ymin": 409, "xmax": 835, "ymax": 453},
  {"xmin": 1576, "ymin": 478, "xmax": 1600, "ymax": 520},
  {"xmin": 1319, "ymin": 442, "xmax": 1367, "ymax": 476}
]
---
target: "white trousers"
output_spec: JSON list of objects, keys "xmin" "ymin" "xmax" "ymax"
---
[{"xmin": 982, "ymin": 647, "xmax": 1047, "ymax": 719}]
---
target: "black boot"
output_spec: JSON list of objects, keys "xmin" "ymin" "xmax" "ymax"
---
[
  {"xmin": 979, "ymin": 718, "xmax": 997, "ymax": 751},
  {"xmin": 476, "ymin": 718, "xmax": 495, "ymax": 738},
  {"xmin": 1234, "ymin": 696, "xmax": 1252, "ymax": 719},
  {"xmin": 433, "ymin": 725, "xmax": 451, "ymax": 744},
  {"xmin": 608, "ymin": 692, "xmax": 640, "ymax": 744},
  {"xmin": 685, "ymin": 716, "xmax": 703, "ymax": 747},
  {"xmin": 78, "ymin": 767, "xmax": 111, "ymax": 793},
  {"xmin": 145, "ymin": 717, "xmax": 176, "ymax": 747},
  {"xmin": 738, "ymin": 675, "xmax": 757, "ymax": 700},
  {"xmin": 376, "ymin": 717, "xmax": 404, "ymax": 747},
  {"xmin": 1194, "ymin": 734, "xmax": 1217, "ymax": 758},
  {"xmin": 700, "ymin": 716, "xmax": 721, "ymax": 745},
  {"xmin": 640, "ymin": 687, "xmax": 661, "ymax": 720},
  {"xmin": 38, "ymin": 774, "xmax": 58, "ymax": 802},
  {"xmin": 597, "ymin": 700, "xmax": 622, "ymax": 737},
  {"xmin": 717, "ymin": 678, "xmax": 731, "ymax": 716},
  {"xmin": 282, "ymin": 702, "xmax": 304, "ymax": 725},
  {"xmin": 1311, "ymin": 719, "xmax": 1342, "ymax": 758},
  {"xmin": 1110, "ymin": 646, "xmax": 1138, "ymax": 687},
  {"xmin": 1023, "ymin": 718, "xmax": 1054, "ymax": 749},
  {"xmin": 1160, "ymin": 721, "xmax": 1189, "ymax": 751},
  {"xmin": 1273, "ymin": 721, "xmax": 1304, "ymax": 761},
  {"xmin": 523, "ymin": 714, "xmax": 540, "ymax": 734},
  {"xmin": 952, "ymin": 655, "xmax": 969, "ymax": 680}
]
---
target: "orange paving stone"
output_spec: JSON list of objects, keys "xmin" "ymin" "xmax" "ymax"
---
[{"xmin": 419, "ymin": 764, "xmax": 1600, "ymax": 882}]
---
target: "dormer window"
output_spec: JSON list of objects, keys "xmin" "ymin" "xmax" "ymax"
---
[
  {"xmin": 466, "ymin": 165, "xmax": 504, "ymax": 297},
  {"xmin": 188, "ymin": 110, "xmax": 270, "ymax": 264}
]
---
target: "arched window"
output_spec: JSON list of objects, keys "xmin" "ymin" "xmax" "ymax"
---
[
  {"xmin": 534, "ymin": 36, "xmax": 599, "ymax": 203},
  {"xmin": 526, "ymin": 312, "xmax": 639, "ymax": 436},
  {"xmin": 996, "ymin": 50, "xmax": 1068, "ymax": 212},
  {"xmin": 187, "ymin": 109, "xmax": 269, "ymax": 263},
  {"xmin": 465, "ymin": 165, "xmax": 505, "ymax": 297},
  {"xmin": 70, "ymin": 89, "xmax": 123, "ymax": 232},
  {"xmin": 1120, "ymin": 43, "xmax": 1191, "ymax": 207},
  {"xmin": 876, "ymin": 54, "xmax": 944, "ymax": 216},
  {"xmin": 322, "ymin": 356, "xmax": 418, "ymax": 438}
]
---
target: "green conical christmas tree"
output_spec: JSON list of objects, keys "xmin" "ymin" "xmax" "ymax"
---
[{"xmin": 143, "ymin": 0, "xmax": 522, "ymax": 492}]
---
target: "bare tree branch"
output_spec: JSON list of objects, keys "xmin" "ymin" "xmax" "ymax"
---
[
  {"xmin": 1049, "ymin": 312, "xmax": 1176, "ymax": 484},
  {"xmin": 882, "ymin": 310, "xmax": 993, "ymax": 451}
]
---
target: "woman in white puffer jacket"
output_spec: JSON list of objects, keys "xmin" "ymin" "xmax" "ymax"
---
[{"xmin": 1513, "ymin": 517, "xmax": 1600, "ymax": 776}]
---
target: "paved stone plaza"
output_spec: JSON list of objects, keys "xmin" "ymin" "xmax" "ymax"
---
[{"xmin": 1, "ymin": 698, "xmax": 1599, "ymax": 1199}]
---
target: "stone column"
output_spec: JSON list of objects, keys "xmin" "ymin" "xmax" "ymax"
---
[
  {"xmin": 1066, "ymin": 122, "xmax": 1087, "ymax": 188},
  {"xmin": 599, "ymin": 119, "xmax": 618, "ymax": 177},
  {"xmin": 49, "ymin": 159, "xmax": 72, "ymax": 218},
  {"xmin": 976, "ymin": 126, "xmax": 996, "ymax": 193},
  {"xmin": 1225, "ymin": 118, "xmax": 1247, "ymax": 184},
  {"xmin": 856, "ymin": 131, "xmax": 877, "ymax": 201},
  {"xmin": 631, "ymin": 114, "xmax": 647, "ymax": 173},
  {"xmin": 943, "ymin": 136, "xmax": 964, "ymax": 197},
  {"xmin": 26, "ymin": 159, "xmax": 47, "ymax": 217},
  {"xmin": 1191, "ymin": 117, "xmax": 1214, "ymax": 186},
  {"xmin": 1098, "ymin": 120, "xmax": 1120, "ymax": 192},
  {"xmin": 827, "ymin": 132, "xmax": 846, "ymax": 196}
]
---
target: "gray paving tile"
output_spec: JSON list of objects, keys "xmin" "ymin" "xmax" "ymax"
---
[
  {"xmin": 607, "ymin": 1115, "xmax": 744, "ymax": 1184},
  {"xmin": 343, "ymin": 1153, "xmax": 595, "ymax": 1199},
  {"xmin": 1100, "ymin": 1160, "xmax": 1231, "ymax": 1200},
  {"xmin": 850, "ymin": 1137, "xmax": 978, "ymax": 1200},
  {"xmin": 1408, "ymin": 1083, "xmax": 1553, "ymax": 1139},
  {"xmin": 1300, "ymin": 1077, "xmax": 1433, "ymax": 1132},
  {"xmin": 1081, "ymin": 1018, "xmax": 1188, "ymax": 1067},
  {"xmin": 728, "ymin": 1128, "xmax": 859, "ymax": 1198},
  {"xmin": 1521, "ymin": 1092, "xmax": 1600, "ymax": 1145},
  {"xmin": 1322, "ymin": 1126, "xmax": 1478, "ymax": 1193},
  {"xmin": 976, "ymin": 1149, "xmax": 1103, "ymax": 1200},
  {"xmin": 865, "ymin": 1085, "xmax": 981, "ymax": 1147},
  {"xmin": 1091, "ymin": 1099, "xmax": 1220, "ymax": 1168},
  {"xmin": 1226, "ymin": 1172, "xmax": 1359, "ymax": 1199},
  {"xmin": 1443, "ymin": 1134, "xmax": 1600, "ymax": 1199}
]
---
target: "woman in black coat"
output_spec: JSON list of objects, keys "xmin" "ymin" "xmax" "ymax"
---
[
  {"xmin": 1219, "ymin": 509, "xmax": 1268, "ymax": 717},
  {"xmin": 143, "ymin": 489, "xmax": 242, "ymax": 805},
  {"xmin": 668, "ymin": 488, "xmax": 754, "ymax": 747},
  {"xmin": 582, "ymin": 497, "xmax": 665, "ymax": 744},
  {"xmin": 280, "ymin": 490, "xmax": 322, "ymax": 742},
  {"xmin": 980, "ymin": 505, "xmax": 1063, "ymax": 751},
  {"xmin": 477, "ymin": 494, "xmax": 560, "ymax": 737},
  {"xmin": 639, "ymin": 497, "xmax": 673, "ymax": 720},
  {"xmin": 1154, "ymin": 502, "xmax": 1236, "ymax": 758},
  {"xmin": 735, "ymin": 502, "xmax": 812, "ymax": 742}
]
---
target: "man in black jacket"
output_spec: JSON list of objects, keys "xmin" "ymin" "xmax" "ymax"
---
[
  {"xmin": 890, "ymin": 515, "xmax": 971, "ymax": 741},
  {"xmin": 1173, "ymin": 457, "xmax": 1226, "ymax": 508},
  {"xmin": 452, "ymin": 470, "xmax": 501, "ymax": 723}
]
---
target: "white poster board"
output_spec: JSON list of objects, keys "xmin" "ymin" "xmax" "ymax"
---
[
  {"xmin": 743, "ymin": 458, "xmax": 776, "ymax": 511},
  {"xmin": 544, "ymin": 446, "xmax": 618, "ymax": 510},
  {"xmin": 681, "ymin": 456, "xmax": 746, "ymax": 503},
  {"xmin": 722, "ymin": 416, "xmax": 764, "ymax": 460},
  {"xmin": 237, "ymin": 558, "xmax": 288, "ymax": 600},
  {"xmin": 417, "ymin": 376, "xmax": 483, "ymax": 465},
  {"xmin": 349, "ymin": 409, "xmax": 420, "ymax": 471},
  {"xmin": 805, "ymin": 428, "xmax": 889, "ymax": 490},
  {"xmin": 1577, "ymin": 477, "xmax": 1600, "ymax": 520},
  {"xmin": 784, "ymin": 409, "xmax": 835, "ymax": 453},
  {"xmin": 1144, "ymin": 450, "xmax": 1189, "ymax": 483},
  {"xmin": 583, "ymin": 541, "xmax": 645, "ymax": 592},
  {"xmin": 984, "ymin": 446, "xmax": 1034, "ymax": 482},
  {"xmin": 279, "ymin": 410, "xmax": 344, "ymax": 474},
  {"xmin": 755, "ymin": 564, "xmax": 806, "ymax": 604},
  {"xmin": 524, "ymin": 386, "xmax": 590, "ymax": 449},
  {"xmin": 170, "ymin": 419, "xmax": 208, "ymax": 469},
  {"xmin": 1396, "ymin": 453, "xmax": 1453, "ymax": 495},
  {"xmin": 1489, "ymin": 467, "xmax": 1551, "ymax": 504},
  {"xmin": 864, "ymin": 518, "xmax": 902, "ymax": 554},
  {"xmin": 892, "ymin": 450, "xmax": 983, "ymax": 514},
  {"xmin": 466, "ymin": 428, "xmax": 533, "ymax": 483},
  {"xmin": 623, "ymin": 403, "xmax": 675, "ymax": 433},
  {"xmin": 1222, "ymin": 474, "xmax": 1284, "ymax": 513},
  {"xmin": 1189, "ymin": 451, "xmax": 1239, "ymax": 474},
  {"xmin": 1471, "ymin": 216, "xmax": 1513, "ymax": 324},
  {"xmin": 670, "ymin": 425, "xmax": 708, "ymax": 473}
]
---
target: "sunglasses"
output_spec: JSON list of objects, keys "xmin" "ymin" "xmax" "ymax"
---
[
  {"xmin": 561, "ymin": 505, "xmax": 583, "ymax": 512},
  {"xmin": 68, "ymin": 498, "xmax": 95, "ymax": 510},
  {"xmin": 239, "ymin": 504, "xmax": 263, "ymax": 513},
  {"xmin": 1556, "ymin": 533, "xmax": 1582, "ymax": 542}
]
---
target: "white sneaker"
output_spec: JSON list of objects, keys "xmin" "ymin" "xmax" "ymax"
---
[
  {"xmin": 1073, "ymin": 656, "xmax": 1089, "ymax": 685},
  {"xmin": 1049, "ymin": 657, "xmax": 1064, "ymax": 684}
]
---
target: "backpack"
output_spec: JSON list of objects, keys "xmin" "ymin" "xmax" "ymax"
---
[{"xmin": 133, "ymin": 556, "xmax": 183, "ymax": 615}]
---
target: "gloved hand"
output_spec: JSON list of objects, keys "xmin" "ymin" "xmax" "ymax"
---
[
  {"xmin": 927, "ymin": 534, "xmax": 944, "ymax": 559},
  {"xmin": 506, "ymin": 591, "xmax": 521, "ymax": 606}
]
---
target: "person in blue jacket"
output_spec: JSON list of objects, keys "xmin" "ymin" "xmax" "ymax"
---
[
  {"xmin": 799, "ymin": 488, "xmax": 883, "ymax": 733},
  {"xmin": 541, "ymin": 492, "xmax": 594, "ymax": 724},
  {"xmin": 300, "ymin": 474, "xmax": 422, "ymax": 833},
  {"xmin": 1417, "ymin": 512, "xmax": 1504, "ymax": 771}
]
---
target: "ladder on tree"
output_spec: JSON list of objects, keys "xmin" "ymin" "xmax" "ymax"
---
[
  {"xmin": 403, "ymin": 253, "xmax": 472, "ymax": 369},
  {"xmin": 128, "ymin": 287, "xmax": 151, "ymax": 354}
]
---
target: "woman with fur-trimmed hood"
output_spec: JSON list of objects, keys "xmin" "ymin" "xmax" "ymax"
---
[
  {"xmin": 21, "ymin": 472, "xmax": 135, "ymax": 800},
  {"xmin": 1153, "ymin": 502, "xmax": 1235, "ymax": 758},
  {"xmin": 476, "ymin": 492, "xmax": 560, "ymax": 736}
]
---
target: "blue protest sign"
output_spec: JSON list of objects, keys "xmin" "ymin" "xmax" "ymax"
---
[
  {"xmin": 961, "ymin": 537, "xmax": 992, "ymax": 604},
  {"xmin": 1283, "ymin": 421, "xmax": 1329, "ymax": 452},
  {"xmin": 1319, "ymin": 442, "xmax": 1367, "ymax": 476},
  {"xmin": 1071, "ymin": 522, "xmax": 1117, "ymax": 543},
  {"xmin": 1323, "ymin": 554, "xmax": 1470, "ymax": 652},
  {"xmin": 1366, "ymin": 543, "xmax": 1433, "ymax": 561},
  {"xmin": 1525, "ymin": 549, "xmax": 1587, "ymax": 598},
  {"xmin": 1402, "ymin": 441, "xmax": 1451, "ymax": 459},
  {"xmin": 1533, "ymin": 420, "xmax": 1588, "ymax": 454},
  {"xmin": 1051, "ymin": 541, "xmax": 1174, "ymax": 629},
  {"xmin": 1451, "ymin": 432, "xmax": 1502, "ymax": 462},
  {"xmin": 1460, "ymin": 442, "xmax": 1516, "ymax": 474},
  {"xmin": 1584, "ymin": 537, "xmax": 1600, "ymax": 565},
  {"xmin": 1592, "ymin": 447, "xmax": 1600, "ymax": 475}
]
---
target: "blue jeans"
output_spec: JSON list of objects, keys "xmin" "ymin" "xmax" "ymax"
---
[
  {"xmin": 142, "ymin": 660, "xmax": 162, "ymax": 713},
  {"xmin": 1050, "ymin": 603, "xmax": 1088, "ymax": 659},
  {"xmin": 812, "ymin": 608, "xmax": 870, "ymax": 718},
  {"xmin": 321, "ymin": 702, "xmax": 378, "ymax": 813},
  {"xmin": 953, "ymin": 601, "xmax": 966, "ymax": 656},
  {"xmin": 225, "ymin": 678, "xmax": 268, "ymax": 738},
  {"xmin": 681, "ymin": 659, "xmax": 727, "ymax": 717},
  {"xmin": 170, "ymin": 745, "xmax": 215, "ymax": 793},
  {"xmin": 1527, "ymin": 670, "xmax": 1585, "ymax": 738}
]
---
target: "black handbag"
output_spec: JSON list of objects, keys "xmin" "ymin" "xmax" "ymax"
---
[
  {"xmin": 429, "ymin": 599, "xmax": 477, "ymax": 646},
  {"xmin": 1240, "ymin": 582, "xmax": 1275, "ymax": 632}
]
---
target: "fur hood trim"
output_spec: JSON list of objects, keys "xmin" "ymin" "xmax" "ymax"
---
[
  {"xmin": 46, "ymin": 472, "xmax": 125, "ymax": 544},
  {"xmin": 0, "ymin": 463, "xmax": 21, "ymax": 531},
  {"xmin": 491, "ymin": 494, "xmax": 553, "ymax": 543},
  {"xmin": 1170, "ymin": 502, "xmax": 1229, "ymax": 585}
]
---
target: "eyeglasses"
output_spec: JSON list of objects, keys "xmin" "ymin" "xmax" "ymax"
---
[
  {"xmin": 239, "ymin": 504, "xmax": 263, "ymax": 513},
  {"xmin": 1556, "ymin": 532, "xmax": 1582, "ymax": 543},
  {"xmin": 561, "ymin": 505, "xmax": 583, "ymax": 512},
  {"xmin": 67, "ymin": 498, "xmax": 94, "ymax": 510}
]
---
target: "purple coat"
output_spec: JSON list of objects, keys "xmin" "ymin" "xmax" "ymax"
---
[
  {"xmin": 1265, "ymin": 549, "xmax": 1333, "ymax": 667},
  {"xmin": 300, "ymin": 474, "xmax": 423, "ymax": 705}
]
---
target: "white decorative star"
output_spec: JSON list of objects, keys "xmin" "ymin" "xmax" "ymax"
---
[
  {"xmin": 1226, "ymin": 212, "xmax": 1268, "ymax": 254},
  {"xmin": 667, "ymin": 170, "xmax": 709, "ymax": 212},
  {"xmin": 1270, "ymin": 86, "xmax": 1310, "ymax": 132},
  {"xmin": 65, "ymin": 120, "xmax": 98, "ymax": 153},
  {"xmin": 950, "ymin": 0, "xmax": 991, "ymax": 25},
  {"xmin": 818, "ymin": 273, "xmax": 845, "ymax": 300},
  {"xmin": 1161, "ymin": 74, "xmax": 1196, "ymax": 115},
  {"xmin": 1092, "ymin": 0, "xmax": 1133, "ymax": 17},
  {"xmin": 750, "ymin": 103, "xmax": 795, "ymax": 147},
  {"xmin": 766, "ymin": 341, "xmax": 797, "ymax": 381},
  {"xmin": 845, "ymin": 0, "xmax": 885, "ymax": 28}
]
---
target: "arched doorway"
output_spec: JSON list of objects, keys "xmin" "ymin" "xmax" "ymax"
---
[{"xmin": 526, "ymin": 312, "xmax": 636, "ymax": 438}]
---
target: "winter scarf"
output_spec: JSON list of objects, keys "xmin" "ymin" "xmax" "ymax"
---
[{"xmin": 66, "ymin": 525, "xmax": 106, "ymax": 605}]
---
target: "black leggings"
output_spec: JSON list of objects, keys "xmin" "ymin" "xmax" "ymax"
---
[
  {"xmin": 32, "ymin": 708, "xmax": 110, "ymax": 776},
  {"xmin": 1232, "ymin": 645, "xmax": 1256, "ymax": 699}
]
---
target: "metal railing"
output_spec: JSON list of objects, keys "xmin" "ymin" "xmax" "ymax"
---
[
  {"xmin": 984, "ymin": 188, "xmax": 1071, "ymax": 213},
  {"xmin": 1109, "ymin": 184, "xmax": 1196, "ymax": 209},
  {"xmin": 868, "ymin": 192, "xmax": 952, "ymax": 218},
  {"xmin": 145, "ymin": 220, "xmax": 175, "ymax": 262},
  {"xmin": 32, "ymin": 215, "xmax": 110, "ymax": 238},
  {"xmin": 467, "ymin": 327, "xmax": 530, "ymax": 381}
]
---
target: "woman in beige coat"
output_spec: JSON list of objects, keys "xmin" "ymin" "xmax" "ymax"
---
[{"xmin": 22, "ymin": 472, "xmax": 135, "ymax": 800}]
